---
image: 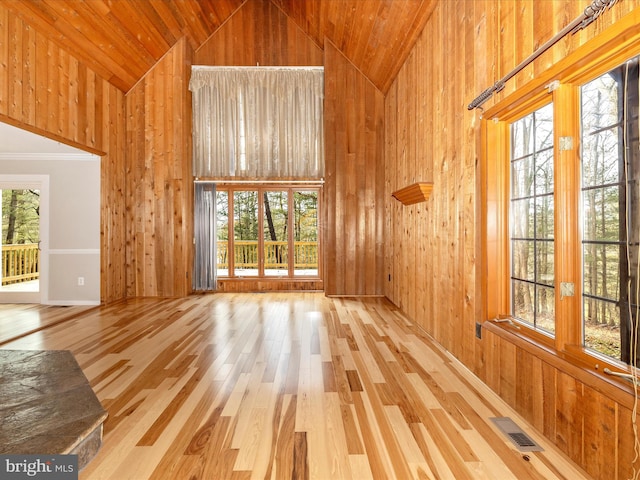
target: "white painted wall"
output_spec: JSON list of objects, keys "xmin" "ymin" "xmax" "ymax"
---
[{"xmin": 0, "ymin": 122, "xmax": 100, "ymax": 305}]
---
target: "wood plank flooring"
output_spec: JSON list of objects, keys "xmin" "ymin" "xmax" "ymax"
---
[
  {"xmin": 0, "ymin": 293, "xmax": 591, "ymax": 480},
  {"xmin": 0, "ymin": 303, "xmax": 95, "ymax": 344}
]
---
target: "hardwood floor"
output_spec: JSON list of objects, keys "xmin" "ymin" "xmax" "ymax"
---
[
  {"xmin": 0, "ymin": 293, "xmax": 590, "ymax": 480},
  {"xmin": 0, "ymin": 303, "xmax": 95, "ymax": 344}
]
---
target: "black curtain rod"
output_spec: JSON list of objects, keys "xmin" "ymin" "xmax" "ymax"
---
[{"xmin": 467, "ymin": 0, "xmax": 620, "ymax": 111}]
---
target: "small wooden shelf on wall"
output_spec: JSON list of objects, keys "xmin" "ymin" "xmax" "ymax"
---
[{"xmin": 391, "ymin": 182, "xmax": 433, "ymax": 205}]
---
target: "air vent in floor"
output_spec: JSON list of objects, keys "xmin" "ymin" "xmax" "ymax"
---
[{"xmin": 490, "ymin": 417, "xmax": 544, "ymax": 452}]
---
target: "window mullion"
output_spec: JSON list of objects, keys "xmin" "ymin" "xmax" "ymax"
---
[
  {"xmin": 288, "ymin": 188, "xmax": 295, "ymax": 277},
  {"xmin": 553, "ymin": 84, "xmax": 582, "ymax": 351}
]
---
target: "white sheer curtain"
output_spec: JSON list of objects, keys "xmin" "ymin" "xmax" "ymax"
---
[{"xmin": 190, "ymin": 67, "xmax": 324, "ymax": 178}]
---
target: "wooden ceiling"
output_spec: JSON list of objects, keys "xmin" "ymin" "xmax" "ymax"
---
[{"xmin": 3, "ymin": 0, "xmax": 435, "ymax": 93}]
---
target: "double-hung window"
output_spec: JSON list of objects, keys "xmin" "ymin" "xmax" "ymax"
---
[{"xmin": 482, "ymin": 19, "xmax": 640, "ymax": 377}]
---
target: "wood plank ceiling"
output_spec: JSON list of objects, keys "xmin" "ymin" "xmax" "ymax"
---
[{"xmin": 2, "ymin": 0, "xmax": 435, "ymax": 93}]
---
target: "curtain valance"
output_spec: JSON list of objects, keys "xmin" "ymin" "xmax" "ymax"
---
[{"xmin": 190, "ymin": 67, "xmax": 324, "ymax": 178}]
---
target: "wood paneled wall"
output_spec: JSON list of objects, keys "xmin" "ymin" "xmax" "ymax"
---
[
  {"xmin": 324, "ymin": 41, "xmax": 385, "ymax": 296},
  {"xmin": 0, "ymin": 4, "xmax": 127, "ymax": 304},
  {"xmin": 384, "ymin": 1, "xmax": 640, "ymax": 479},
  {"xmin": 194, "ymin": 0, "xmax": 323, "ymax": 66},
  {"xmin": 271, "ymin": 0, "xmax": 437, "ymax": 93},
  {"xmin": 125, "ymin": 38, "xmax": 193, "ymax": 297}
]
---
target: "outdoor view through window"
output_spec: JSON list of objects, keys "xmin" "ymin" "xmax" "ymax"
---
[
  {"xmin": 510, "ymin": 103, "xmax": 555, "ymax": 336},
  {"xmin": 215, "ymin": 188, "xmax": 319, "ymax": 278},
  {"xmin": 580, "ymin": 56, "xmax": 640, "ymax": 365},
  {"xmin": 508, "ymin": 55, "xmax": 640, "ymax": 366}
]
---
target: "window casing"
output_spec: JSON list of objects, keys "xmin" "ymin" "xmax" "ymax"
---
[{"xmin": 482, "ymin": 15, "xmax": 640, "ymax": 378}]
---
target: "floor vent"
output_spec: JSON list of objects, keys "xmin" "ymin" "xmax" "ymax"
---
[{"xmin": 490, "ymin": 417, "xmax": 544, "ymax": 452}]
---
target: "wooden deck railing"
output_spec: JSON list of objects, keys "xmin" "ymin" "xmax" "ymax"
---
[
  {"xmin": 2, "ymin": 243, "xmax": 39, "ymax": 285},
  {"xmin": 217, "ymin": 241, "xmax": 318, "ymax": 269}
]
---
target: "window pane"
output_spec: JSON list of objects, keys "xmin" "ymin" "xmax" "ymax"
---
[
  {"xmin": 582, "ymin": 244, "xmax": 622, "ymax": 301},
  {"xmin": 294, "ymin": 191, "xmax": 319, "ymax": 276},
  {"xmin": 264, "ymin": 191, "xmax": 289, "ymax": 276},
  {"xmin": 234, "ymin": 191, "xmax": 259, "ymax": 276},
  {"xmin": 583, "ymin": 296, "xmax": 621, "ymax": 359},
  {"xmin": 512, "ymin": 116, "xmax": 533, "ymax": 159},
  {"xmin": 535, "ymin": 195, "xmax": 554, "ymax": 239},
  {"xmin": 536, "ymin": 285, "xmax": 555, "ymax": 334},
  {"xmin": 511, "ymin": 199, "xmax": 533, "ymax": 239},
  {"xmin": 580, "ymin": 57, "xmax": 640, "ymax": 364},
  {"xmin": 535, "ymin": 104, "xmax": 554, "ymax": 151},
  {"xmin": 582, "ymin": 186, "xmax": 621, "ymax": 241},
  {"xmin": 216, "ymin": 191, "xmax": 229, "ymax": 276},
  {"xmin": 536, "ymin": 240, "xmax": 554, "ymax": 286},
  {"xmin": 511, "ymin": 240, "xmax": 534, "ymax": 281},
  {"xmin": 512, "ymin": 279, "xmax": 534, "ymax": 325},
  {"xmin": 510, "ymin": 104, "xmax": 554, "ymax": 335},
  {"xmin": 511, "ymin": 282, "xmax": 555, "ymax": 333},
  {"xmin": 535, "ymin": 150, "xmax": 554, "ymax": 195},
  {"xmin": 582, "ymin": 128, "xmax": 620, "ymax": 187},
  {"xmin": 511, "ymin": 157, "xmax": 533, "ymax": 199},
  {"xmin": 582, "ymin": 74, "xmax": 619, "ymax": 133}
]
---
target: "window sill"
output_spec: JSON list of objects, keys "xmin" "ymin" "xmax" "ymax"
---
[
  {"xmin": 214, "ymin": 277, "xmax": 323, "ymax": 293},
  {"xmin": 482, "ymin": 319, "xmax": 637, "ymax": 410}
]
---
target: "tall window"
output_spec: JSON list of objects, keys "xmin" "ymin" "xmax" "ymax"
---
[
  {"xmin": 483, "ymin": 42, "xmax": 640, "ymax": 373},
  {"xmin": 510, "ymin": 104, "xmax": 555, "ymax": 335},
  {"xmin": 581, "ymin": 58, "xmax": 640, "ymax": 364},
  {"xmin": 215, "ymin": 186, "xmax": 320, "ymax": 279}
]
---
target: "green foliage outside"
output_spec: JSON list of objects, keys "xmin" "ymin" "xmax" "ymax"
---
[
  {"xmin": 510, "ymin": 58, "xmax": 640, "ymax": 365},
  {"xmin": 1, "ymin": 189, "xmax": 40, "ymax": 244},
  {"xmin": 216, "ymin": 189, "xmax": 318, "ymax": 243}
]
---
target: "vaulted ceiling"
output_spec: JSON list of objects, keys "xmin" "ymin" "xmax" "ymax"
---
[{"xmin": 3, "ymin": 0, "xmax": 436, "ymax": 94}]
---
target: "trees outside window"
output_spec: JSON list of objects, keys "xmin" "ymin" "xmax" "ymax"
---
[
  {"xmin": 510, "ymin": 104, "xmax": 555, "ymax": 335},
  {"xmin": 580, "ymin": 58, "xmax": 640, "ymax": 364},
  {"xmin": 216, "ymin": 186, "xmax": 320, "ymax": 278},
  {"xmin": 2, "ymin": 189, "xmax": 40, "ymax": 244},
  {"xmin": 484, "ymin": 48, "xmax": 640, "ymax": 371}
]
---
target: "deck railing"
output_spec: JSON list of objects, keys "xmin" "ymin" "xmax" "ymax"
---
[
  {"xmin": 2, "ymin": 243, "xmax": 39, "ymax": 285},
  {"xmin": 217, "ymin": 241, "xmax": 318, "ymax": 269}
]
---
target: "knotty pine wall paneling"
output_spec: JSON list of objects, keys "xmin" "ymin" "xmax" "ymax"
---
[
  {"xmin": 324, "ymin": 41, "xmax": 385, "ymax": 296},
  {"xmin": 384, "ymin": 1, "xmax": 640, "ymax": 478},
  {"xmin": 101, "ymin": 83, "xmax": 126, "ymax": 304},
  {"xmin": 0, "ymin": 4, "xmax": 127, "ymax": 304},
  {"xmin": 194, "ymin": 0, "xmax": 323, "ymax": 67},
  {"xmin": 125, "ymin": 38, "xmax": 193, "ymax": 298}
]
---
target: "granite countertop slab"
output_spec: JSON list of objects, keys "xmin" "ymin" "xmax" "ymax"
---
[{"xmin": 0, "ymin": 350, "xmax": 108, "ymax": 467}]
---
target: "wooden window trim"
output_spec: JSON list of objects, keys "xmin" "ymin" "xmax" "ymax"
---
[{"xmin": 480, "ymin": 7, "xmax": 640, "ymax": 396}]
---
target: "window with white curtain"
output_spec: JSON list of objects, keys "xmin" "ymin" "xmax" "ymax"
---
[
  {"xmin": 190, "ymin": 67, "xmax": 324, "ymax": 290},
  {"xmin": 189, "ymin": 67, "xmax": 324, "ymax": 178}
]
